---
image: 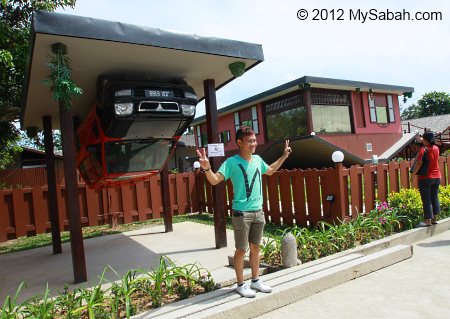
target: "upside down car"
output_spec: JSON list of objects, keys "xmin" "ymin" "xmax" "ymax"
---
[{"xmin": 75, "ymin": 74, "xmax": 197, "ymax": 189}]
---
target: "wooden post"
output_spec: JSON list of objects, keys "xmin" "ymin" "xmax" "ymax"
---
[
  {"xmin": 204, "ymin": 79, "xmax": 227, "ymax": 248},
  {"xmin": 42, "ymin": 116, "xmax": 62, "ymax": 254},
  {"xmin": 161, "ymin": 164, "xmax": 173, "ymax": 232},
  {"xmin": 331, "ymin": 163, "xmax": 348, "ymax": 223},
  {"xmin": 53, "ymin": 42, "xmax": 87, "ymax": 283}
]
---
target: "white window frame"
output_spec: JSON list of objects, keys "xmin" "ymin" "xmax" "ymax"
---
[
  {"xmin": 196, "ymin": 126, "xmax": 202, "ymax": 147},
  {"xmin": 234, "ymin": 112, "xmax": 240, "ymax": 132},
  {"xmin": 387, "ymin": 95, "xmax": 395, "ymax": 123},
  {"xmin": 251, "ymin": 106, "xmax": 259, "ymax": 134}
]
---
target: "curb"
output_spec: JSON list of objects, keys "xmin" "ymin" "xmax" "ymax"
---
[{"xmin": 133, "ymin": 217, "xmax": 450, "ymax": 319}]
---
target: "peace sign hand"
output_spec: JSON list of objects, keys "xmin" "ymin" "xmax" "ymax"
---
[
  {"xmin": 196, "ymin": 148, "xmax": 211, "ymax": 170},
  {"xmin": 283, "ymin": 140, "xmax": 292, "ymax": 158}
]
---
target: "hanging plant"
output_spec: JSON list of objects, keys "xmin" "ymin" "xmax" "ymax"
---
[
  {"xmin": 228, "ymin": 61, "xmax": 246, "ymax": 77},
  {"xmin": 44, "ymin": 44, "xmax": 83, "ymax": 110}
]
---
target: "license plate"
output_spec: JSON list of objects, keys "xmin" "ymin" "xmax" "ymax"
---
[{"xmin": 147, "ymin": 90, "xmax": 173, "ymax": 98}]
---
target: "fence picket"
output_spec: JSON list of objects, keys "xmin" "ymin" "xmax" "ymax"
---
[
  {"xmin": 267, "ymin": 173, "xmax": 281, "ymax": 224},
  {"xmin": 291, "ymin": 170, "xmax": 307, "ymax": 227},
  {"xmin": 304, "ymin": 169, "xmax": 321, "ymax": 225}
]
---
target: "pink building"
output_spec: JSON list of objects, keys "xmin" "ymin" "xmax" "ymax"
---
[{"xmin": 192, "ymin": 76, "xmax": 415, "ymax": 168}]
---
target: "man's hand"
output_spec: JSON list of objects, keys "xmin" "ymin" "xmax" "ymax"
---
[
  {"xmin": 283, "ymin": 140, "xmax": 292, "ymax": 158},
  {"xmin": 196, "ymin": 148, "xmax": 211, "ymax": 170}
]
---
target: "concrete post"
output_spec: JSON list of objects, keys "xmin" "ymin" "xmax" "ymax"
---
[{"xmin": 281, "ymin": 233, "xmax": 301, "ymax": 268}]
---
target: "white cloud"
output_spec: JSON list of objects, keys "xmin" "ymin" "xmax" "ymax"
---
[{"xmin": 58, "ymin": 0, "xmax": 450, "ymax": 116}]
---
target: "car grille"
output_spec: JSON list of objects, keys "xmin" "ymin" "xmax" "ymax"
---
[{"xmin": 138, "ymin": 101, "xmax": 179, "ymax": 112}]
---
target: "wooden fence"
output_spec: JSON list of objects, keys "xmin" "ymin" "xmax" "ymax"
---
[{"xmin": 1, "ymin": 157, "xmax": 449, "ymax": 242}]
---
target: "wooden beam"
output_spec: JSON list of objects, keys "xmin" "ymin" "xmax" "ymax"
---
[
  {"xmin": 42, "ymin": 116, "xmax": 62, "ymax": 254},
  {"xmin": 204, "ymin": 79, "xmax": 227, "ymax": 248},
  {"xmin": 161, "ymin": 164, "xmax": 173, "ymax": 232},
  {"xmin": 53, "ymin": 42, "xmax": 87, "ymax": 283}
]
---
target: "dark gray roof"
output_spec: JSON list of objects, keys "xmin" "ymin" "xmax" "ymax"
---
[
  {"xmin": 402, "ymin": 114, "xmax": 450, "ymax": 133},
  {"xmin": 192, "ymin": 75, "xmax": 414, "ymax": 125},
  {"xmin": 21, "ymin": 11, "xmax": 264, "ymax": 129},
  {"xmin": 31, "ymin": 11, "xmax": 264, "ymax": 60}
]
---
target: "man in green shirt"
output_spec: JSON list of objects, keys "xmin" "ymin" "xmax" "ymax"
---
[{"xmin": 196, "ymin": 125, "xmax": 292, "ymax": 297}]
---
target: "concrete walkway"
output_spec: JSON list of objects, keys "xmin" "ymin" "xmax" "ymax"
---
[
  {"xmin": 255, "ymin": 226, "xmax": 450, "ymax": 319},
  {"xmin": 0, "ymin": 222, "xmax": 236, "ymax": 302}
]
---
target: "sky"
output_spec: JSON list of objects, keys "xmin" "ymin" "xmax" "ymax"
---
[{"xmin": 57, "ymin": 0, "xmax": 450, "ymax": 118}]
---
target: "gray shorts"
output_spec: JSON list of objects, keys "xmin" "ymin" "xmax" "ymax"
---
[{"xmin": 231, "ymin": 209, "xmax": 265, "ymax": 250}]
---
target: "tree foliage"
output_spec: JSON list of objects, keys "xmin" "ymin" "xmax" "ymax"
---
[
  {"xmin": 0, "ymin": 0, "xmax": 76, "ymax": 168},
  {"xmin": 401, "ymin": 91, "xmax": 450, "ymax": 120}
]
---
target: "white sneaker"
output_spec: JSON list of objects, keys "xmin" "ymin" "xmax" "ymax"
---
[
  {"xmin": 250, "ymin": 280, "xmax": 272, "ymax": 293},
  {"xmin": 235, "ymin": 284, "xmax": 256, "ymax": 298}
]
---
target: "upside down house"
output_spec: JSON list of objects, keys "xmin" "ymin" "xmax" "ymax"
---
[{"xmin": 191, "ymin": 76, "xmax": 415, "ymax": 169}]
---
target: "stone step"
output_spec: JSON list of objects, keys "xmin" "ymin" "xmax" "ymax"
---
[{"xmin": 133, "ymin": 245, "xmax": 415, "ymax": 319}]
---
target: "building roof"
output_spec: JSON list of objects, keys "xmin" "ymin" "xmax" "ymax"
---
[
  {"xmin": 402, "ymin": 114, "xmax": 450, "ymax": 133},
  {"xmin": 192, "ymin": 75, "xmax": 414, "ymax": 125},
  {"xmin": 21, "ymin": 10, "xmax": 264, "ymax": 130},
  {"xmin": 261, "ymin": 135, "xmax": 366, "ymax": 169}
]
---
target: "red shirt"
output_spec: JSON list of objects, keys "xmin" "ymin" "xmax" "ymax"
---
[{"xmin": 417, "ymin": 145, "xmax": 441, "ymax": 180}]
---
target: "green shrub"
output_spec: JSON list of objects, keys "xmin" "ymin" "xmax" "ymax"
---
[
  {"xmin": 388, "ymin": 188, "xmax": 422, "ymax": 227},
  {"xmin": 439, "ymin": 184, "xmax": 450, "ymax": 215}
]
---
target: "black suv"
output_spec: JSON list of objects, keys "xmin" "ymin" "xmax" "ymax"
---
[{"xmin": 96, "ymin": 74, "xmax": 198, "ymax": 139}]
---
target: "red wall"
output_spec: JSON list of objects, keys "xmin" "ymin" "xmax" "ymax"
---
[
  {"xmin": 320, "ymin": 133, "xmax": 402, "ymax": 160},
  {"xmin": 351, "ymin": 92, "xmax": 402, "ymax": 134}
]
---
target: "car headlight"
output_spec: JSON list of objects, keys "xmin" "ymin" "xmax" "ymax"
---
[
  {"xmin": 184, "ymin": 92, "xmax": 197, "ymax": 100},
  {"xmin": 114, "ymin": 103, "xmax": 134, "ymax": 115},
  {"xmin": 115, "ymin": 89, "xmax": 132, "ymax": 97},
  {"xmin": 181, "ymin": 104, "xmax": 196, "ymax": 116}
]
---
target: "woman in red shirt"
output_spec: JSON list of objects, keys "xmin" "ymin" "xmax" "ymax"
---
[{"xmin": 412, "ymin": 131, "xmax": 441, "ymax": 227}]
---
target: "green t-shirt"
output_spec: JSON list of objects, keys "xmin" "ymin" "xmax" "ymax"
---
[{"xmin": 218, "ymin": 154, "xmax": 269, "ymax": 211}]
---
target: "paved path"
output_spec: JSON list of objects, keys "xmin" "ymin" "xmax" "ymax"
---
[
  {"xmin": 0, "ymin": 222, "xmax": 236, "ymax": 302},
  {"xmin": 254, "ymin": 227, "xmax": 450, "ymax": 319}
]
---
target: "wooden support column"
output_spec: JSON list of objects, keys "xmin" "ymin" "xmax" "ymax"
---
[
  {"xmin": 161, "ymin": 164, "xmax": 173, "ymax": 232},
  {"xmin": 53, "ymin": 42, "xmax": 87, "ymax": 283},
  {"xmin": 204, "ymin": 79, "xmax": 227, "ymax": 248},
  {"xmin": 331, "ymin": 163, "xmax": 348, "ymax": 223},
  {"xmin": 42, "ymin": 116, "xmax": 62, "ymax": 254}
]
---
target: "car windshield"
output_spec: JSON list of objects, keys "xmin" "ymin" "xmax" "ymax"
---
[{"xmin": 106, "ymin": 139, "xmax": 174, "ymax": 173}]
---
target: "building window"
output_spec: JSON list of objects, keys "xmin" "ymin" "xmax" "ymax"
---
[
  {"xmin": 266, "ymin": 108, "xmax": 307, "ymax": 140},
  {"xmin": 196, "ymin": 126, "xmax": 202, "ymax": 146},
  {"xmin": 196, "ymin": 126, "xmax": 207, "ymax": 147},
  {"xmin": 369, "ymin": 94, "xmax": 394, "ymax": 124},
  {"xmin": 366, "ymin": 143, "xmax": 373, "ymax": 152},
  {"xmin": 387, "ymin": 95, "xmax": 395, "ymax": 123},
  {"xmin": 234, "ymin": 112, "xmax": 240, "ymax": 132},
  {"xmin": 369, "ymin": 96, "xmax": 377, "ymax": 122},
  {"xmin": 311, "ymin": 105, "xmax": 351, "ymax": 133},
  {"xmin": 251, "ymin": 106, "xmax": 259, "ymax": 134},
  {"xmin": 234, "ymin": 107, "xmax": 259, "ymax": 134},
  {"xmin": 219, "ymin": 130, "xmax": 231, "ymax": 143},
  {"xmin": 265, "ymin": 92, "xmax": 307, "ymax": 141}
]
